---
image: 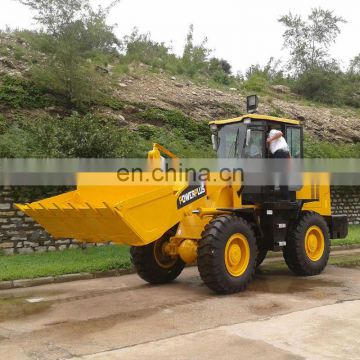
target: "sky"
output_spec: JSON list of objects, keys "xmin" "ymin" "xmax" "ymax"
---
[{"xmin": 0, "ymin": 0, "xmax": 359, "ymax": 73}]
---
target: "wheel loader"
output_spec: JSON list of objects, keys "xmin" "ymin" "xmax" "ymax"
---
[{"xmin": 16, "ymin": 96, "xmax": 348, "ymax": 294}]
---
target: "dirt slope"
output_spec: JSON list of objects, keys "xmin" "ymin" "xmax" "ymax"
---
[
  {"xmin": 1, "ymin": 33, "xmax": 359, "ymax": 143},
  {"xmin": 113, "ymin": 72, "xmax": 360, "ymax": 143}
]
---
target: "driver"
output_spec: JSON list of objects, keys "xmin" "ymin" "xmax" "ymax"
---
[
  {"xmin": 267, "ymin": 128, "xmax": 291, "ymax": 200},
  {"xmin": 266, "ymin": 129, "xmax": 290, "ymax": 158}
]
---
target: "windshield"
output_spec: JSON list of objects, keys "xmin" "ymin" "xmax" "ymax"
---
[{"xmin": 217, "ymin": 124, "xmax": 247, "ymax": 158}]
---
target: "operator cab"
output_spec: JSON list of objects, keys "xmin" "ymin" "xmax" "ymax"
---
[
  {"xmin": 211, "ymin": 119, "xmax": 303, "ymax": 160},
  {"xmin": 210, "ymin": 95, "xmax": 304, "ymax": 203}
]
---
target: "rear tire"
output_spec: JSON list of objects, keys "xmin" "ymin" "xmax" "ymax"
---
[
  {"xmin": 130, "ymin": 232, "xmax": 185, "ymax": 284},
  {"xmin": 197, "ymin": 215, "xmax": 257, "ymax": 294},
  {"xmin": 283, "ymin": 212, "xmax": 330, "ymax": 276}
]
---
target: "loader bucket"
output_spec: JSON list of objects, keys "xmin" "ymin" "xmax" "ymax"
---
[{"xmin": 16, "ymin": 173, "xmax": 186, "ymax": 246}]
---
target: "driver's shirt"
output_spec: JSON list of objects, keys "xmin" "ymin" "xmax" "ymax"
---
[{"xmin": 268, "ymin": 129, "xmax": 289, "ymax": 154}]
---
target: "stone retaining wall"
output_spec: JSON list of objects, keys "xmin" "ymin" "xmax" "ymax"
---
[
  {"xmin": 331, "ymin": 187, "xmax": 360, "ymax": 225},
  {"xmin": 0, "ymin": 187, "xmax": 82, "ymax": 255},
  {"xmin": 0, "ymin": 186, "xmax": 359, "ymax": 254}
]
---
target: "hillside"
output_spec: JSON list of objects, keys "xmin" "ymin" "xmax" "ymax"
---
[
  {"xmin": 1, "ymin": 31, "xmax": 360, "ymax": 158},
  {"xmin": 111, "ymin": 71, "xmax": 360, "ymax": 143}
]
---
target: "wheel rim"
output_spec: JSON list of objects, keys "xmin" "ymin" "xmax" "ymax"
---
[
  {"xmin": 224, "ymin": 233, "xmax": 250, "ymax": 277},
  {"xmin": 154, "ymin": 238, "xmax": 177, "ymax": 269},
  {"xmin": 304, "ymin": 226, "xmax": 325, "ymax": 262}
]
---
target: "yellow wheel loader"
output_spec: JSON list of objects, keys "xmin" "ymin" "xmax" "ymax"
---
[{"xmin": 17, "ymin": 96, "xmax": 348, "ymax": 294}]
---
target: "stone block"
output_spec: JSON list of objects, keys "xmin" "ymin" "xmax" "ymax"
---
[
  {"xmin": 54, "ymin": 273, "xmax": 93, "ymax": 283},
  {"xmin": 3, "ymin": 248, "xmax": 14, "ymax": 255},
  {"xmin": 13, "ymin": 277, "xmax": 54, "ymax": 288},
  {"xmin": 0, "ymin": 242, "xmax": 14, "ymax": 249},
  {"xmin": 17, "ymin": 247, "xmax": 34, "ymax": 254},
  {"xmin": 10, "ymin": 236, "xmax": 27, "ymax": 242},
  {"xmin": 1, "ymin": 224, "xmax": 16, "ymax": 229},
  {"xmin": 0, "ymin": 281, "xmax": 13, "ymax": 290},
  {"xmin": 0, "ymin": 211, "xmax": 16, "ymax": 216}
]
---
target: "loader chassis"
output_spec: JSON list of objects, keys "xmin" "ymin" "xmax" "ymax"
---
[{"xmin": 17, "ymin": 113, "xmax": 349, "ymax": 295}]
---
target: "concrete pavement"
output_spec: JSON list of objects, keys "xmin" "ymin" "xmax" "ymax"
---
[{"xmin": 0, "ymin": 262, "xmax": 359, "ymax": 359}]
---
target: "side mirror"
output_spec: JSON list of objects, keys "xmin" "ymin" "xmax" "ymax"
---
[
  {"xmin": 211, "ymin": 134, "xmax": 218, "ymax": 151},
  {"xmin": 246, "ymin": 129, "xmax": 251, "ymax": 147}
]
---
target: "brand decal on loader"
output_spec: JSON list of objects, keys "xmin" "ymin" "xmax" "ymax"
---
[{"xmin": 177, "ymin": 184, "xmax": 206, "ymax": 209}]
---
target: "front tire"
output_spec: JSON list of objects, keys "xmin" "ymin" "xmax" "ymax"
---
[
  {"xmin": 197, "ymin": 215, "xmax": 257, "ymax": 294},
  {"xmin": 283, "ymin": 212, "xmax": 330, "ymax": 276},
  {"xmin": 130, "ymin": 232, "xmax": 185, "ymax": 284}
]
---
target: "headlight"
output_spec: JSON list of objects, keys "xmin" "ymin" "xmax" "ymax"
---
[{"xmin": 246, "ymin": 95, "xmax": 258, "ymax": 113}]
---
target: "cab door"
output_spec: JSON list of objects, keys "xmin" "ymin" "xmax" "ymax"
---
[{"xmin": 286, "ymin": 126, "xmax": 303, "ymax": 158}]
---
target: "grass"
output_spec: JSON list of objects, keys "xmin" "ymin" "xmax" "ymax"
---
[
  {"xmin": 332, "ymin": 225, "xmax": 360, "ymax": 246},
  {"xmin": 0, "ymin": 226, "xmax": 359, "ymax": 282},
  {"xmin": 0, "ymin": 245, "xmax": 131, "ymax": 281},
  {"xmin": 328, "ymin": 255, "xmax": 360, "ymax": 268}
]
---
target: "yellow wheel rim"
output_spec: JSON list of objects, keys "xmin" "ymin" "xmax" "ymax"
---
[
  {"xmin": 224, "ymin": 233, "xmax": 250, "ymax": 277},
  {"xmin": 305, "ymin": 226, "xmax": 325, "ymax": 262}
]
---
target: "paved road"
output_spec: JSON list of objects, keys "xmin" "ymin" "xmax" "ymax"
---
[{"xmin": 0, "ymin": 263, "xmax": 359, "ymax": 360}]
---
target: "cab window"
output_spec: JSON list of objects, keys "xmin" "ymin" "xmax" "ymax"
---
[
  {"xmin": 243, "ymin": 130, "xmax": 264, "ymax": 158},
  {"xmin": 286, "ymin": 127, "xmax": 302, "ymax": 158}
]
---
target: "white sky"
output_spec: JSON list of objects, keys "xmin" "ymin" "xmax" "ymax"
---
[{"xmin": 0, "ymin": 0, "xmax": 359, "ymax": 73}]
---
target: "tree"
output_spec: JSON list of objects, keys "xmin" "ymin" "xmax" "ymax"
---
[
  {"xmin": 181, "ymin": 25, "xmax": 211, "ymax": 77},
  {"xmin": 17, "ymin": 0, "xmax": 121, "ymax": 107},
  {"xmin": 349, "ymin": 54, "xmax": 360, "ymax": 75},
  {"xmin": 279, "ymin": 8, "xmax": 346, "ymax": 74}
]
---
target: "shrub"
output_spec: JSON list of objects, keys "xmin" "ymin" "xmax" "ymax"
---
[
  {"xmin": 304, "ymin": 134, "xmax": 360, "ymax": 158},
  {"xmin": 0, "ymin": 75, "xmax": 54, "ymax": 109},
  {"xmin": 123, "ymin": 29, "xmax": 175, "ymax": 69},
  {"xmin": 243, "ymin": 58, "xmax": 286, "ymax": 92},
  {"xmin": 293, "ymin": 67, "xmax": 342, "ymax": 104}
]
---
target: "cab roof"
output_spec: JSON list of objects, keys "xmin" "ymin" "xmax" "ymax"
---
[{"xmin": 209, "ymin": 113, "xmax": 300, "ymax": 126}]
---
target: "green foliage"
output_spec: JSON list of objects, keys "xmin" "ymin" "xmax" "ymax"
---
[
  {"xmin": 243, "ymin": 58, "xmax": 287, "ymax": 92},
  {"xmin": 26, "ymin": 114, "xmax": 125, "ymax": 157},
  {"xmin": 0, "ymin": 126, "xmax": 37, "ymax": 157},
  {"xmin": 291, "ymin": 61, "xmax": 360, "ymax": 108},
  {"xmin": 279, "ymin": 8, "xmax": 346, "ymax": 73},
  {"xmin": 0, "ymin": 106, "xmax": 212, "ymax": 159},
  {"xmin": 304, "ymin": 134, "xmax": 360, "ymax": 158},
  {"xmin": 181, "ymin": 25, "xmax": 211, "ymax": 77},
  {"xmin": 98, "ymin": 97, "xmax": 125, "ymax": 110},
  {"xmin": 293, "ymin": 66, "xmax": 342, "ymax": 104},
  {"xmin": 332, "ymin": 225, "xmax": 360, "ymax": 246},
  {"xmin": 18, "ymin": 0, "xmax": 120, "ymax": 108},
  {"xmin": 122, "ymin": 106, "xmax": 214, "ymax": 157},
  {"xmin": 0, "ymin": 75, "xmax": 54, "ymax": 108},
  {"xmin": 0, "ymin": 115, "xmax": 8, "ymax": 134},
  {"xmin": 137, "ymin": 124, "xmax": 156, "ymax": 140},
  {"xmin": 123, "ymin": 29, "xmax": 177, "ymax": 70},
  {"xmin": 136, "ymin": 107, "xmax": 211, "ymax": 143},
  {"xmin": 0, "ymin": 114, "xmax": 125, "ymax": 158},
  {"xmin": 121, "ymin": 26, "xmax": 232, "ymax": 85}
]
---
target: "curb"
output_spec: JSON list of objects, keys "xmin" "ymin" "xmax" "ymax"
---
[
  {"xmin": 265, "ymin": 244, "xmax": 360, "ymax": 259},
  {"xmin": 1, "ymin": 244, "xmax": 360, "ymax": 290},
  {"xmin": 0, "ymin": 268, "xmax": 135, "ymax": 290}
]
